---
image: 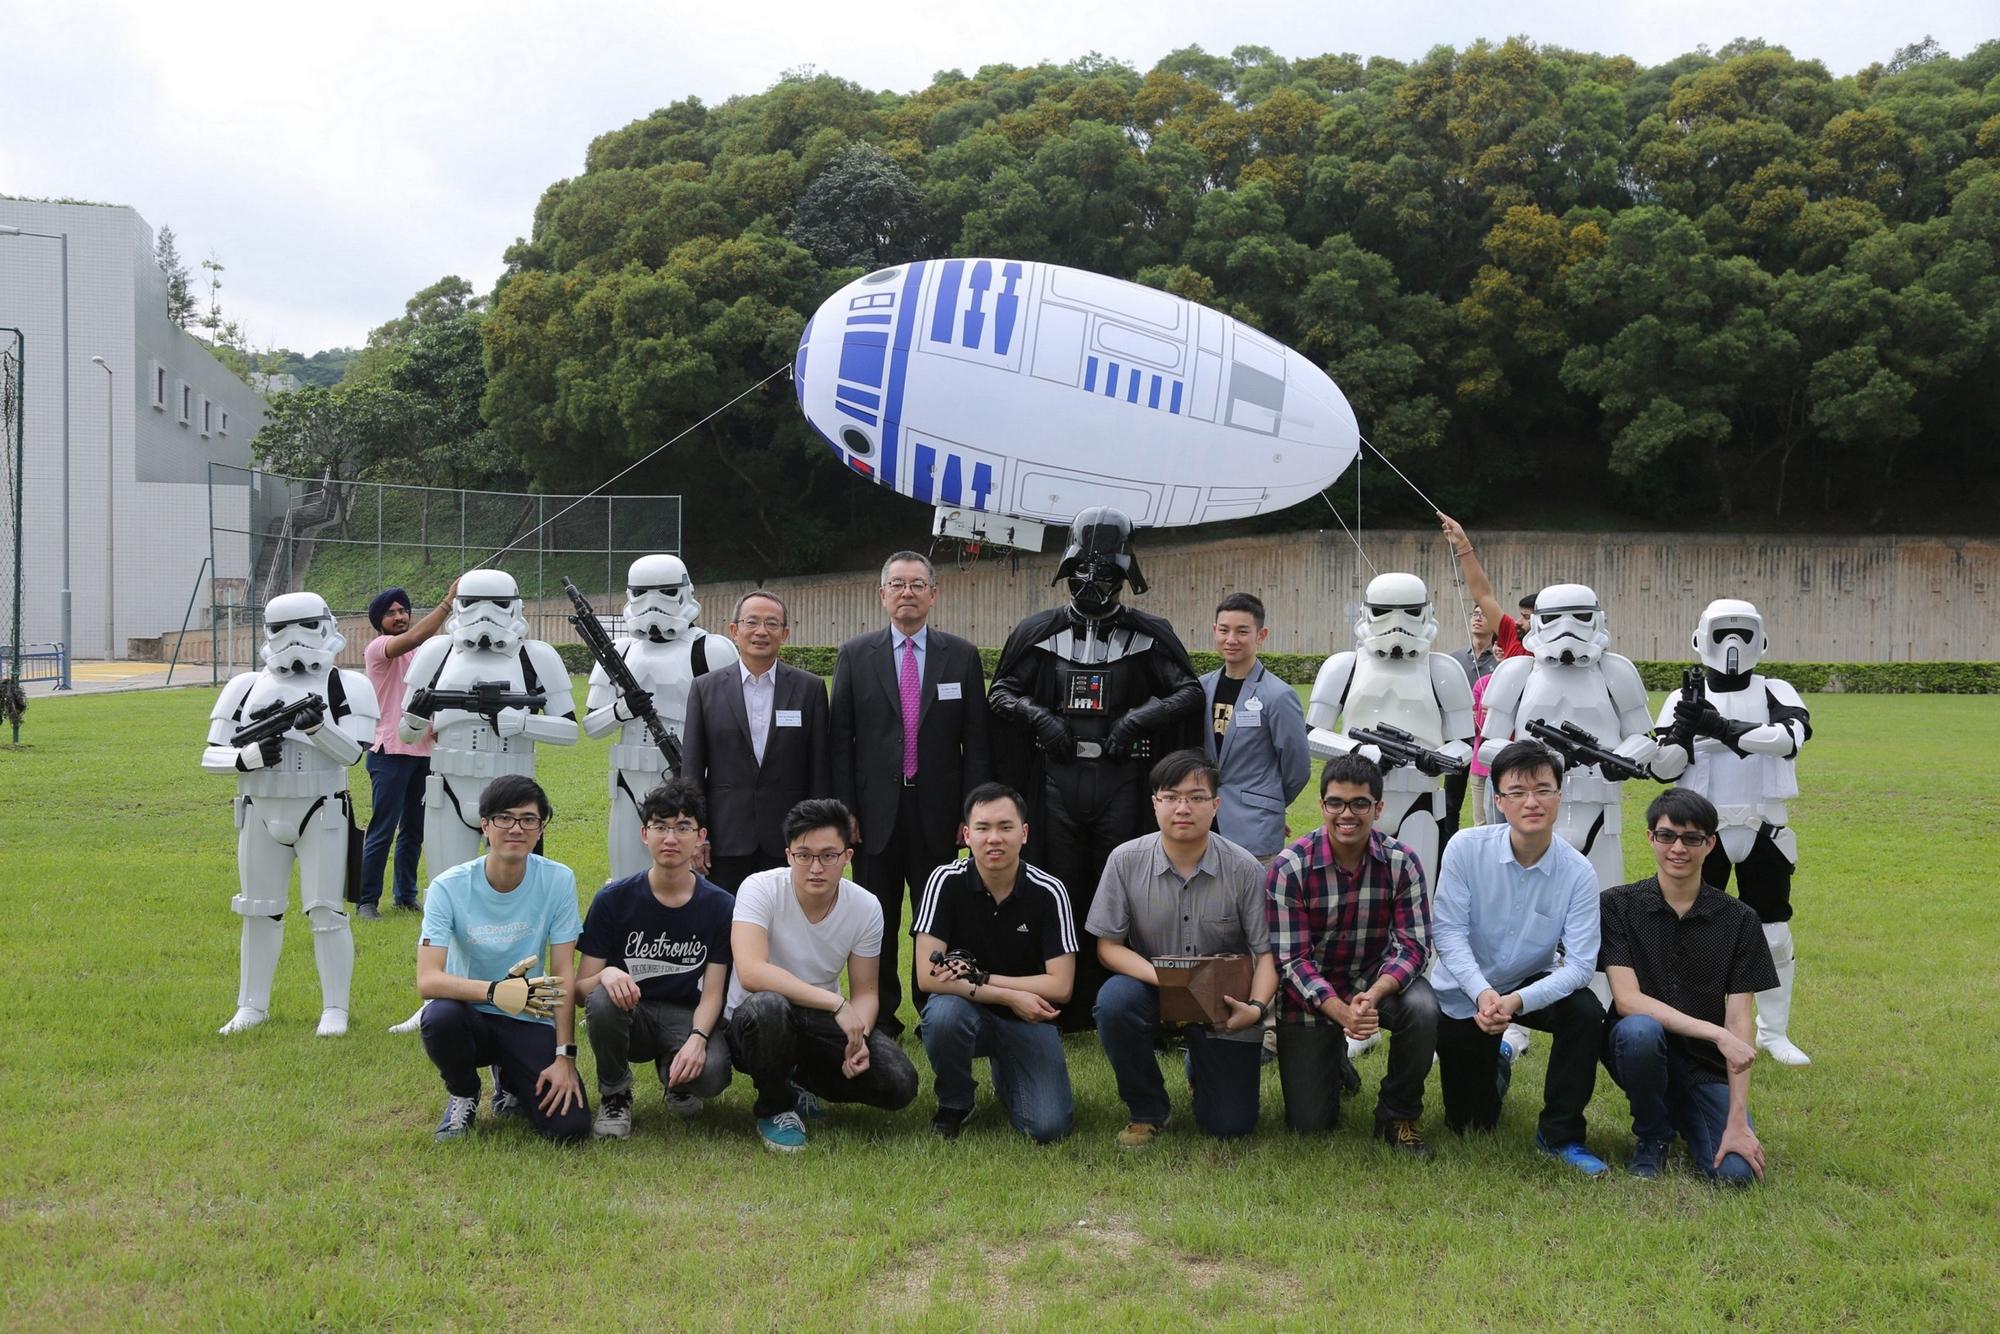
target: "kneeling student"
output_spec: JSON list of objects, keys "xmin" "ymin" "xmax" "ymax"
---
[
  {"xmin": 913, "ymin": 783, "xmax": 1076, "ymax": 1143},
  {"xmin": 1089, "ymin": 750, "xmax": 1278, "ymax": 1148},
  {"xmin": 1430, "ymin": 740, "xmax": 1608, "ymax": 1176},
  {"xmin": 577, "ymin": 778, "xmax": 735, "ymax": 1139},
  {"xmin": 416, "ymin": 775, "xmax": 589, "ymax": 1143},
  {"xmin": 726, "ymin": 799, "xmax": 918, "ymax": 1153},
  {"xmin": 1600, "ymin": 788, "xmax": 1774, "ymax": 1184}
]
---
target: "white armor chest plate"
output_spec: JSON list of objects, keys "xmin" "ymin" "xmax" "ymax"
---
[
  {"xmin": 240, "ymin": 672, "xmax": 343, "ymax": 778},
  {"xmin": 1677, "ymin": 679, "xmax": 1799, "ymax": 811},
  {"xmin": 1516, "ymin": 662, "xmax": 1621, "ymax": 743},
  {"xmin": 431, "ymin": 645, "xmax": 531, "ymax": 756},
  {"xmin": 617, "ymin": 637, "xmax": 698, "ymax": 744},
  {"xmin": 1346, "ymin": 655, "xmax": 1444, "ymax": 747}
]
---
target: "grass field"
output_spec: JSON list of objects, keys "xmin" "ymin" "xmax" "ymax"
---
[{"xmin": 2, "ymin": 685, "xmax": 1995, "ymax": 1329}]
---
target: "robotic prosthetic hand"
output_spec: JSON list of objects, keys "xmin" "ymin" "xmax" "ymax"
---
[{"xmin": 488, "ymin": 956, "xmax": 563, "ymax": 1019}]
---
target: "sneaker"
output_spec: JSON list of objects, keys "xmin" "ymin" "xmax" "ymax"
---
[
  {"xmin": 931, "ymin": 1102, "xmax": 977, "ymax": 1140},
  {"xmin": 1495, "ymin": 1040, "xmax": 1516, "ymax": 1102},
  {"xmin": 1535, "ymin": 1132, "xmax": 1610, "ymax": 1177},
  {"xmin": 1261, "ymin": 1026, "xmax": 1278, "ymax": 1065},
  {"xmin": 1373, "ymin": 1116, "xmax": 1435, "ymax": 1160},
  {"xmin": 663, "ymin": 1090, "xmax": 704, "ymax": 1119},
  {"xmin": 593, "ymin": 1091, "xmax": 633, "ymax": 1139},
  {"xmin": 1116, "ymin": 1120, "xmax": 1166, "ymax": 1150},
  {"xmin": 355, "ymin": 903, "xmax": 382, "ymax": 921},
  {"xmin": 1501, "ymin": 1024, "xmax": 1532, "ymax": 1059},
  {"xmin": 491, "ymin": 1068, "xmax": 523, "ymax": 1121},
  {"xmin": 791, "ymin": 1082, "xmax": 827, "ymax": 1120},
  {"xmin": 434, "ymin": 1093, "xmax": 478, "ymax": 1141},
  {"xmin": 1627, "ymin": 1137, "xmax": 1672, "ymax": 1180},
  {"xmin": 757, "ymin": 1109, "xmax": 808, "ymax": 1153}
]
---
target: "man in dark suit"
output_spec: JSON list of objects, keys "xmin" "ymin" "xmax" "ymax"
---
[
  {"xmin": 831, "ymin": 551, "xmax": 991, "ymax": 1038},
  {"xmin": 682, "ymin": 590, "xmax": 831, "ymax": 892}
]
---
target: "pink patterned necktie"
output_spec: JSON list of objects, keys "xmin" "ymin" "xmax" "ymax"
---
[{"xmin": 899, "ymin": 636, "xmax": 921, "ymax": 780}]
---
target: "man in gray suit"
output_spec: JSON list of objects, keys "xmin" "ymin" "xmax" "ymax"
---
[
  {"xmin": 682, "ymin": 590, "xmax": 832, "ymax": 891},
  {"xmin": 1202, "ymin": 594, "xmax": 1311, "ymax": 864}
]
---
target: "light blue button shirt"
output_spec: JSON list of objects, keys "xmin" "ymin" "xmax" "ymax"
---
[
  {"xmin": 1428, "ymin": 822, "xmax": 1600, "ymax": 1021},
  {"xmin": 894, "ymin": 626, "xmax": 928, "ymax": 686}
]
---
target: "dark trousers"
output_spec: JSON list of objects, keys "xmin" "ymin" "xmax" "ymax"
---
[
  {"xmin": 1042, "ymin": 757, "xmax": 1143, "ymax": 1030},
  {"xmin": 419, "ymin": 999, "xmax": 590, "ymax": 1142},
  {"xmin": 583, "ymin": 986, "xmax": 733, "ymax": 1099},
  {"xmin": 1439, "ymin": 769, "xmax": 1468, "ymax": 850},
  {"xmin": 360, "ymin": 750, "xmax": 428, "ymax": 907},
  {"xmin": 1702, "ymin": 829, "xmax": 1795, "ymax": 924},
  {"xmin": 1095, "ymin": 974, "xmax": 1261, "ymax": 1138},
  {"xmin": 1276, "ymin": 977, "xmax": 1439, "ymax": 1130},
  {"xmin": 855, "ymin": 783, "xmax": 955, "ymax": 1037},
  {"xmin": 727, "ymin": 991, "xmax": 919, "ymax": 1119},
  {"xmin": 1436, "ymin": 985, "xmax": 1604, "ymax": 1146},
  {"xmin": 706, "ymin": 853, "xmax": 772, "ymax": 895}
]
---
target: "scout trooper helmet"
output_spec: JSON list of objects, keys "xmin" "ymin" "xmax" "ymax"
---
[
  {"xmin": 624, "ymin": 554, "xmax": 699, "ymax": 641},
  {"xmin": 1525, "ymin": 583, "xmax": 1611, "ymax": 666},
  {"xmin": 449, "ymin": 568, "xmax": 528, "ymax": 653},
  {"xmin": 261, "ymin": 592, "xmax": 343, "ymax": 676},
  {"xmin": 1694, "ymin": 598, "xmax": 1766, "ymax": 675},
  {"xmin": 1354, "ymin": 572, "xmax": 1438, "ymax": 660}
]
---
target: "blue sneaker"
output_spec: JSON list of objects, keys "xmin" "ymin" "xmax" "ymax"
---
[
  {"xmin": 1627, "ymin": 1137, "xmax": 1672, "ymax": 1179},
  {"xmin": 1495, "ymin": 1041, "xmax": 1516, "ymax": 1102},
  {"xmin": 1535, "ymin": 1132, "xmax": 1610, "ymax": 1178},
  {"xmin": 757, "ymin": 1109, "xmax": 808, "ymax": 1153},
  {"xmin": 434, "ymin": 1093, "xmax": 478, "ymax": 1141},
  {"xmin": 790, "ymin": 1082, "xmax": 827, "ymax": 1120}
]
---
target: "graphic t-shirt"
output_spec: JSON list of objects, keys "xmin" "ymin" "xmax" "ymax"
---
[
  {"xmin": 577, "ymin": 872, "xmax": 734, "ymax": 1007},
  {"xmin": 1212, "ymin": 673, "xmax": 1246, "ymax": 750},
  {"xmin": 420, "ymin": 854, "xmax": 582, "ymax": 1024},
  {"xmin": 724, "ymin": 868, "xmax": 883, "ymax": 1018}
]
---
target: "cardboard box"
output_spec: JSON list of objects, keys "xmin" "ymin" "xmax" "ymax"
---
[{"xmin": 1151, "ymin": 954, "xmax": 1254, "ymax": 1025}]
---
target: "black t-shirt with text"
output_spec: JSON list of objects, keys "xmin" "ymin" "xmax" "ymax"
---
[
  {"xmin": 1212, "ymin": 673, "xmax": 1246, "ymax": 750},
  {"xmin": 578, "ymin": 873, "xmax": 735, "ymax": 1007}
]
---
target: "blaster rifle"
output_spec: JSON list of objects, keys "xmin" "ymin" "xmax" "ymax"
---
[
  {"xmin": 562, "ymin": 577, "xmax": 682, "ymax": 771},
  {"xmin": 1349, "ymin": 722, "xmax": 1468, "ymax": 778},
  {"xmin": 408, "ymin": 683, "xmax": 547, "ymax": 728},
  {"xmin": 1662, "ymin": 666, "xmax": 1706, "ymax": 753},
  {"xmin": 1523, "ymin": 718, "xmax": 1651, "ymax": 783},
  {"xmin": 230, "ymin": 695, "xmax": 324, "ymax": 748}
]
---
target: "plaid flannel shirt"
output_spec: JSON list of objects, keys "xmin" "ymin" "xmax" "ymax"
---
[{"xmin": 1266, "ymin": 827, "xmax": 1430, "ymax": 1022}]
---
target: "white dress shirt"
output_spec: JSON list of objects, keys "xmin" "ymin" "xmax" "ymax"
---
[{"xmin": 741, "ymin": 661, "xmax": 776, "ymax": 764}]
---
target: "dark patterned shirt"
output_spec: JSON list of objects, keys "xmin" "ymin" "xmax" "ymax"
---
[{"xmin": 1267, "ymin": 827, "xmax": 1430, "ymax": 1022}]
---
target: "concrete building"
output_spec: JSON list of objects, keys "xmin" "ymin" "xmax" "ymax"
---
[{"xmin": 1, "ymin": 197, "xmax": 280, "ymax": 661}]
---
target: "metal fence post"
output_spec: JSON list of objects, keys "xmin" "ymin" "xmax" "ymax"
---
[
  {"xmin": 537, "ymin": 494, "xmax": 544, "ymax": 601},
  {"xmin": 376, "ymin": 482, "xmax": 383, "ymax": 591}
]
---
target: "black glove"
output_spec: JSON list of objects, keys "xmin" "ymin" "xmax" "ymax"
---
[
  {"xmin": 1026, "ymin": 707, "xmax": 1076, "ymax": 760},
  {"xmin": 407, "ymin": 689, "xmax": 438, "ymax": 720},
  {"xmin": 1678, "ymin": 696, "xmax": 1729, "ymax": 740},
  {"xmin": 1104, "ymin": 715, "xmax": 1144, "ymax": 761},
  {"xmin": 1412, "ymin": 750, "xmax": 1452, "ymax": 778},
  {"xmin": 621, "ymin": 688, "xmax": 652, "ymax": 721},
  {"xmin": 294, "ymin": 699, "xmax": 326, "ymax": 734},
  {"xmin": 236, "ymin": 735, "xmax": 285, "ymax": 771}
]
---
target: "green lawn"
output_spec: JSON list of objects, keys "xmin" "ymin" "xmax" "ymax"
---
[{"xmin": 2, "ymin": 686, "xmax": 1994, "ymax": 1328}]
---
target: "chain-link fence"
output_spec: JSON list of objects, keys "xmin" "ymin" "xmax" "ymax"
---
[{"xmin": 197, "ymin": 465, "xmax": 680, "ymax": 678}]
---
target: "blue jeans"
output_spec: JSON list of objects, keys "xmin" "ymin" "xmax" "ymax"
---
[
  {"xmin": 919, "ymin": 993, "xmax": 1074, "ymax": 1143},
  {"xmin": 1606, "ymin": 1014, "xmax": 1760, "ymax": 1186},
  {"xmin": 360, "ymin": 750, "xmax": 428, "ymax": 906},
  {"xmin": 1095, "ymin": 973, "xmax": 1260, "ymax": 1139}
]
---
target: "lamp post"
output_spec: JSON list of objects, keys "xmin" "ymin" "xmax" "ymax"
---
[
  {"xmin": 91, "ymin": 355, "xmax": 114, "ymax": 659},
  {"xmin": 0, "ymin": 224, "xmax": 72, "ymax": 689}
]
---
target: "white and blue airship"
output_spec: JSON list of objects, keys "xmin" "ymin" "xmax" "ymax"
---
[{"xmin": 793, "ymin": 259, "xmax": 1360, "ymax": 547}]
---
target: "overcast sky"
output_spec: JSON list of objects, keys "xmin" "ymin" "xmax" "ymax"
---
[{"xmin": 2, "ymin": 0, "xmax": 1988, "ymax": 354}]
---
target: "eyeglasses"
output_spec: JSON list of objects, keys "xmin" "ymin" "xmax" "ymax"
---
[
  {"xmin": 485, "ymin": 812, "xmax": 548, "ymax": 832},
  {"xmin": 644, "ymin": 820, "xmax": 702, "ymax": 836},
  {"xmin": 1321, "ymin": 796, "xmax": 1379, "ymax": 815},
  {"xmin": 787, "ymin": 848, "xmax": 847, "ymax": 867},
  {"xmin": 735, "ymin": 618, "xmax": 786, "ymax": 631},
  {"xmin": 1152, "ymin": 792, "xmax": 1215, "ymax": 808},
  {"xmin": 1497, "ymin": 786, "xmax": 1560, "ymax": 802},
  {"xmin": 882, "ymin": 579, "xmax": 932, "ymax": 594},
  {"xmin": 1647, "ymin": 829, "xmax": 1714, "ymax": 847}
]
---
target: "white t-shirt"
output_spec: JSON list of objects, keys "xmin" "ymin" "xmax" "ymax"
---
[{"xmin": 724, "ymin": 868, "xmax": 884, "ymax": 1018}]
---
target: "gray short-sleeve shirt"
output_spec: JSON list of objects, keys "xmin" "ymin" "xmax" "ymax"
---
[{"xmin": 1086, "ymin": 831, "xmax": 1272, "ymax": 960}]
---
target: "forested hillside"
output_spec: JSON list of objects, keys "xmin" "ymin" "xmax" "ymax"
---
[{"xmin": 285, "ymin": 38, "xmax": 2000, "ymax": 577}]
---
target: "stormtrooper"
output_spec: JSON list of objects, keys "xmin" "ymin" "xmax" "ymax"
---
[
  {"xmin": 580, "ymin": 554, "xmax": 738, "ymax": 881},
  {"xmin": 1479, "ymin": 584, "xmax": 1657, "ymax": 888},
  {"xmin": 1649, "ymin": 599, "xmax": 1814, "ymax": 1066},
  {"xmin": 396, "ymin": 568, "xmax": 579, "ymax": 877},
  {"xmin": 200, "ymin": 592, "xmax": 378, "ymax": 1037},
  {"xmin": 988, "ymin": 507, "xmax": 1205, "ymax": 1027},
  {"xmin": 1306, "ymin": 572, "xmax": 1476, "ymax": 882}
]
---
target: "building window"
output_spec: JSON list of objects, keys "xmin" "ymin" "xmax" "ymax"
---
[
  {"xmin": 202, "ymin": 397, "xmax": 213, "ymax": 437},
  {"xmin": 219, "ymin": 410, "xmax": 230, "ymax": 436},
  {"xmin": 151, "ymin": 362, "xmax": 167, "ymax": 410},
  {"xmin": 178, "ymin": 381, "xmax": 192, "ymax": 426}
]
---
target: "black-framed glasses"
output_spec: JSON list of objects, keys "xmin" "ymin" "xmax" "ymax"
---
[
  {"xmin": 1321, "ymin": 796, "xmax": 1378, "ymax": 815},
  {"xmin": 485, "ymin": 812, "xmax": 549, "ymax": 832},
  {"xmin": 1497, "ymin": 786, "xmax": 1560, "ymax": 801},
  {"xmin": 787, "ymin": 848, "xmax": 847, "ymax": 867},
  {"xmin": 1647, "ymin": 828, "xmax": 1714, "ymax": 847},
  {"xmin": 1152, "ymin": 791, "xmax": 1215, "ymax": 808}
]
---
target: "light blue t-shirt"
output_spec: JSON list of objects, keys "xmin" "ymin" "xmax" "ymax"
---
[{"xmin": 420, "ymin": 854, "xmax": 583, "ymax": 1025}]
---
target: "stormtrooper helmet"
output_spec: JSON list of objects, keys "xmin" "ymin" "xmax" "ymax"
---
[
  {"xmin": 1694, "ymin": 598, "xmax": 1766, "ymax": 675},
  {"xmin": 261, "ymin": 592, "xmax": 343, "ymax": 676},
  {"xmin": 1354, "ymin": 572, "xmax": 1437, "ymax": 660},
  {"xmin": 450, "ymin": 568, "xmax": 528, "ymax": 653},
  {"xmin": 624, "ymin": 554, "xmax": 699, "ymax": 641},
  {"xmin": 1053, "ymin": 506, "xmax": 1147, "ymax": 621},
  {"xmin": 1525, "ymin": 583, "xmax": 1610, "ymax": 666}
]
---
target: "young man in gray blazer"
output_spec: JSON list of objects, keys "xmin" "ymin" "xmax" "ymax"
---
[
  {"xmin": 682, "ymin": 590, "xmax": 832, "ymax": 891},
  {"xmin": 829, "ymin": 551, "xmax": 991, "ymax": 1037},
  {"xmin": 1202, "ymin": 594, "xmax": 1312, "ymax": 864}
]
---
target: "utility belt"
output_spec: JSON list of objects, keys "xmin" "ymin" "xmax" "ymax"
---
[
  {"xmin": 1559, "ymin": 767, "xmax": 1622, "ymax": 804},
  {"xmin": 611, "ymin": 742, "xmax": 672, "ymax": 772},
  {"xmin": 238, "ymin": 766, "xmax": 347, "ymax": 801},
  {"xmin": 430, "ymin": 748, "xmax": 537, "ymax": 781}
]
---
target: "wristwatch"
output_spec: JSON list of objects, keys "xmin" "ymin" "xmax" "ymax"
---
[{"xmin": 553, "ymin": 1043, "xmax": 578, "ymax": 1060}]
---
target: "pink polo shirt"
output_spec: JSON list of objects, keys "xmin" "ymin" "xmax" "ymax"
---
[{"xmin": 364, "ymin": 635, "xmax": 433, "ymax": 756}]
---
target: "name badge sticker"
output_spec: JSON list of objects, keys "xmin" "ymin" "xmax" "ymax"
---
[
  {"xmin": 774, "ymin": 709, "xmax": 803, "ymax": 728},
  {"xmin": 937, "ymin": 682, "xmax": 963, "ymax": 701},
  {"xmin": 1236, "ymin": 709, "xmax": 1262, "ymax": 728}
]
